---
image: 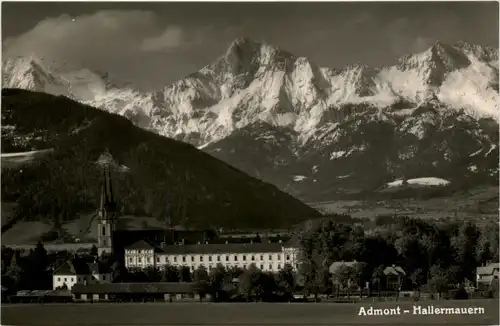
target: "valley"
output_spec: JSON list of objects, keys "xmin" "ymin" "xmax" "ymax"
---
[
  {"xmin": 311, "ymin": 185, "xmax": 498, "ymax": 222},
  {"xmin": 1, "ymin": 37, "xmax": 498, "ymax": 247}
]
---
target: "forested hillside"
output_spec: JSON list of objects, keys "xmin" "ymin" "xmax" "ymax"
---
[{"xmin": 1, "ymin": 89, "xmax": 321, "ymax": 229}]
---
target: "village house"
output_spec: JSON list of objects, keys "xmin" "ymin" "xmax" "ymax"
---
[
  {"xmin": 476, "ymin": 262, "xmax": 500, "ymax": 290},
  {"xmin": 124, "ymin": 240, "xmax": 300, "ymax": 273},
  {"xmin": 52, "ymin": 258, "xmax": 113, "ymax": 290},
  {"xmin": 328, "ymin": 261, "xmax": 406, "ymax": 291},
  {"xmin": 382, "ymin": 265, "xmax": 406, "ymax": 290}
]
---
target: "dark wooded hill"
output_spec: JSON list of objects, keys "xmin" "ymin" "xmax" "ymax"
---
[{"xmin": 1, "ymin": 89, "xmax": 321, "ymax": 230}]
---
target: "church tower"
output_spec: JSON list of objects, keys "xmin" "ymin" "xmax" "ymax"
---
[{"xmin": 97, "ymin": 161, "xmax": 117, "ymax": 256}]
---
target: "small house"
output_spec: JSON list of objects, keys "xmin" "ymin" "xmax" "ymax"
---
[
  {"xmin": 52, "ymin": 258, "xmax": 113, "ymax": 290},
  {"xmin": 382, "ymin": 265, "xmax": 406, "ymax": 290},
  {"xmin": 476, "ymin": 263, "xmax": 500, "ymax": 290}
]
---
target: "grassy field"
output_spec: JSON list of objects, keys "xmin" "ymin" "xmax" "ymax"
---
[
  {"xmin": 2, "ymin": 300, "xmax": 499, "ymax": 325},
  {"xmin": 310, "ymin": 186, "xmax": 499, "ymax": 222}
]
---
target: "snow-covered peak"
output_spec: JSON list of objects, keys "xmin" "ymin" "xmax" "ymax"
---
[
  {"xmin": 454, "ymin": 41, "xmax": 499, "ymax": 63},
  {"xmin": 396, "ymin": 41, "xmax": 471, "ymax": 87},
  {"xmin": 2, "ymin": 39, "xmax": 499, "ymax": 148},
  {"xmin": 203, "ymin": 37, "xmax": 295, "ymax": 80},
  {"xmin": 2, "ymin": 56, "xmax": 65, "ymax": 92}
]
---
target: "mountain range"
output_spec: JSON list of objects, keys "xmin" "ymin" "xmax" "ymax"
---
[{"xmin": 3, "ymin": 37, "xmax": 499, "ymax": 201}]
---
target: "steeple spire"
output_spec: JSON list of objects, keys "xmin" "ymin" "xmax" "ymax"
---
[
  {"xmin": 97, "ymin": 150, "xmax": 118, "ymax": 256},
  {"xmin": 99, "ymin": 157, "xmax": 116, "ymax": 218}
]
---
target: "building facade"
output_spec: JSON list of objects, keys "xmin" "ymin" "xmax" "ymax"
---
[
  {"xmin": 125, "ymin": 240, "xmax": 300, "ymax": 273},
  {"xmin": 52, "ymin": 259, "xmax": 113, "ymax": 290},
  {"xmin": 383, "ymin": 265, "xmax": 406, "ymax": 290},
  {"xmin": 94, "ymin": 153, "xmax": 301, "ymax": 274},
  {"xmin": 476, "ymin": 263, "xmax": 500, "ymax": 290}
]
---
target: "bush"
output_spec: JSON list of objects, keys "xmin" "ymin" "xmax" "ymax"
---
[
  {"xmin": 482, "ymin": 290, "xmax": 494, "ymax": 298},
  {"xmin": 410, "ymin": 291, "xmax": 420, "ymax": 301},
  {"xmin": 449, "ymin": 287, "xmax": 469, "ymax": 300}
]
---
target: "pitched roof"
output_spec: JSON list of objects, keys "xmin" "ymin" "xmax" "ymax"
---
[
  {"xmin": 477, "ymin": 263, "xmax": 500, "ymax": 275},
  {"xmin": 383, "ymin": 265, "xmax": 405, "ymax": 276},
  {"xmin": 53, "ymin": 259, "xmax": 90, "ymax": 275},
  {"xmin": 15, "ymin": 290, "xmax": 72, "ymax": 297},
  {"xmin": 71, "ymin": 282, "xmax": 196, "ymax": 294},
  {"xmin": 157, "ymin": 242, "xmax": 283, "ymax": 255},
  {"xmin": 126, "ymin": 240, "xmax": 157, "ymax": 250},
  {"xmin": 125, "ymin": 239, "xmax": 165, "ymax": 253},
  {"xmin": 53, "ymin": 259, "xmax": 111, "ymax": 275}
]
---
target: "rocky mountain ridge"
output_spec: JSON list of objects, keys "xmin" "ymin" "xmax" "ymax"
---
[{"xmin": 3, "ymin": 38, "xmax": 499, "ymax": 200}]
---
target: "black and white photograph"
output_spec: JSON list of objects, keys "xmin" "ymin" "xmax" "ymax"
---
[{"xmin": 1, "ymin": 1, "xmax": 499, "ymax": 325}]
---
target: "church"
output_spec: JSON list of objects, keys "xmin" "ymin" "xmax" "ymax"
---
[
  {"xmin": 96, "ymin": 157, "xmax": 299, "ymax": 273},
  {"xmin": 95, "ymin": 161, "xmax": 217, "ymax": 257}
]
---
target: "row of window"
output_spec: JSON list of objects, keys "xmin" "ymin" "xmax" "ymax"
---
[
  {"xmin": 128, "ymin": 254, "xmax": 292, "ymax": 264},
  {"xmin": 129, "ymin": 263, "xmax": 290, "ymax": 272},
  {"xmin": 132, "ymin": 251, "xmax": 292, "ymax": 262},
  {"xmin": 56, "ymin": 275, "xmax": 108, "ymax": 283}
]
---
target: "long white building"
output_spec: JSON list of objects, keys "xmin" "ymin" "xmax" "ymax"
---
[
  {"xmin": 92, "ymin": 157, "xmax": 301, "ymax": 274},
  {"xmin": 125, "ymin": 240, "xmax": 300, "ymax": 273}
]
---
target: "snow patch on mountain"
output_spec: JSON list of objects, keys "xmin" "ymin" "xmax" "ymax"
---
[
  {"xmin": 293, "ymin": 175, "xmax": 307, "ymax": 182},
  {"xmin": 387, "ymin": 177, "xmax": 450, "ymax": 188}
]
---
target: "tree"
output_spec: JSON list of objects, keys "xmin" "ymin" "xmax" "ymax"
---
[
  {"xmin": 28, "ymin": 242, "xmax": 50, "ymax": 289},
  {"xmin": 144, "ymin": 266, "xmax": 161, "ymax": 282},
  {"xmin": 395, "ymin": 235, "xmax": 426, "ymax": 276},
  {"xmin": 208, "ymin": 264, "xmax": 226, "ymax": 301},
  {"xmin": 90, "ymin": 245, "xmax": 98, "ymax": 257},
  {"xmin": 490, "ymin": 278, "xmax": 499, "ymax": 299},
  {"xmin": 193, "ymin": 266, "xmax": 209, "ymax": 301},
  {"xmin": 178, "ymin": 266, "xmax": 192, "ymax": 282},
  {"xmin": 409, "ymin": 268, "xmax": 426, "ymax": 297},
  {"xmin": 451, "ymin": 222, "xmax": 480, "ymax": 283},
  {"xmin": 226, "ymin": 266, "xmax": 244, "ymax": 279},
  {"xmin": 128, "ymin": 268, "xmax": 148, "ymax": 282},
  {"xmin": 446, "ymin": 265, "xmax": 465, "ymax": 286},
  {"xmin": 110, "ymin": 260, "xmax": 127, "ymax": 282},
  {"xmin": 161, "ymin": 265, "xmax": 180, "ymax": 282},
  {"xmin": 352, "ymin": 262, "xmax": 371, "ymax": 298},
  {"xmin": 372, "ymin": 265, "xmax": 385, "ymax": 297},
  {"xmin": 335, "ymin": 264, "xmax": 355, "ymax": 299},
  {"xmin": 6, "ymin": 252, "xmax": 23, "ymax": 291},
  {"xmin": 275, "ymin": 264, "xmax": 295, "ymax": 300},
  {"xmin": 426, "ymin": 265, "xmax": 449, "ymax": 299},
  {"xmin": 238, "ymin": 264, "xmax": 271, "ymax": 302},
  {"xmin": 313, "ymin": 266, "xmax": 332, "ymax": 299},
  {"xmin": 359, "ymin": 236, "xmax": 398, "ymax": 270}
]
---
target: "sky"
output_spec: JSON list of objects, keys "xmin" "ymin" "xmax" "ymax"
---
[{"xmin": 2, "ymin": 1, "xmax": 498, "ymax": 91}]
